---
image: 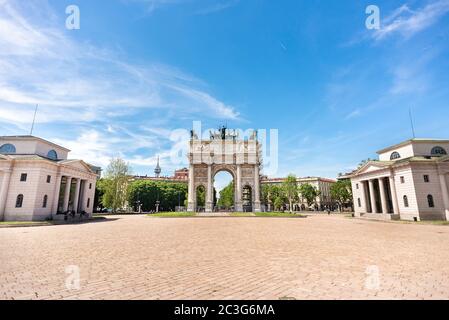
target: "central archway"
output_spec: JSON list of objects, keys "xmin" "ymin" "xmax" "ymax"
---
[{"xmin": 214, "ymin": 170, "xmax": 234, "ymax": 212}]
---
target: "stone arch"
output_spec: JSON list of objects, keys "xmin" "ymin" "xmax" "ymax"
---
[{"xmin": 187, "ymin": 131, "xmax": 262, "ymax": 213}]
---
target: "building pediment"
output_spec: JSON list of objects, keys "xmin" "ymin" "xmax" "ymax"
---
[
  {"xmin": 354, "ymin": 161, "xmax": 391, "ymax": 176},
  {"xmin": 60, "ymin": 160, "xmax": 94, "ymax": 173}
]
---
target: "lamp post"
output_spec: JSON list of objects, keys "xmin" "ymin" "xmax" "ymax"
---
[{"xmin": 155, "ymin": 191, "xmax": 160, "ymax": 213}]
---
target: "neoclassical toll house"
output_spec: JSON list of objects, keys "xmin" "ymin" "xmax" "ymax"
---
[
  {"xmin": 0, "ymin": 136, "xmax": 98, "ymax": 221},
  {"xmin": 349, "ymin": 139, "xmax": 449, "ymax": 221},
  {"xmin": 187, "ymin": 127, "xmax": 262, "ymax": 213}
]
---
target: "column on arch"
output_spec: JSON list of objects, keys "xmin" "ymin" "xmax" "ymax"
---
[
  {"xmin": 235, "ymin": 164, "xmax": 243, "ymax": 212},
  {"xmin": 253, "ymin": 164, "xmax": 261, "ymax": 212},
  {"xmin": 187, "ymin": 165, "xmax": 195, "ymax": 212},
  {"xmin": 206, "ymin": 165, "xmax": 213, "ymax": 212}
]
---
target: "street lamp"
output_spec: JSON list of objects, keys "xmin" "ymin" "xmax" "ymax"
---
[{"xmin": 155, "ymin": 191, "xmax": 160, "ymax": 213}]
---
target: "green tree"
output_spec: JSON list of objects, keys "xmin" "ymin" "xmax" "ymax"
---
[
  {"xmin": 274, "ymin": 196, "xmax": 284, "ymax": 211},
  {"xmin": 298, "ymin": 183, "xmax": 320, "ymax": 208},
  {"xmin": 127, "ymin": 180, "xmax": 188, "ymax": 212},
  {"xmin": 94, "ymin": 178, "xmax": 108, "ymax": 212},
  {"xmin": 262, "ymin": 184, "xmax": 286, "ymax": 211},
  {"xmin": 330, "ymin": 180, "xmax": 353, "ymax": 212},
  {"xmin": 196, "ymin": 186, "xmax": 206, "ymax": 207},
  {"xmin": 282, "ymin": 174, "xmax": 298, "ymax": 213},
  {"xmin": 102, "ymin": 158, "xmax": 131, "ymax": 213},
  {"xmin": 217, "ymin": 182, "xmax": 234, "ymax": 209}
]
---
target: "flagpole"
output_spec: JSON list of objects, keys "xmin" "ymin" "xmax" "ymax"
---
[
  {"xmin": 409, "ymin": 107, "xmax": 416, "ymax": 139},
  {"xmin": 30, "ymin": 104, "xmax": 38, "ymax": 135}
]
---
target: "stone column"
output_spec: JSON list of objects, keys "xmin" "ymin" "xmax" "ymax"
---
[
  {"xmin": 254, "ymin": 164, "xmax": 261, "ymax": 212},
  {"xmin": 389, "ymin": 176, "xmax": 400, "ymax": 215},
  {"xmin": 72, "ymin": 178, "xmax": 81, "ymax": 213},
  {"xmin": 206, "ymin": 165, "xmax": 213, "ymax": 212},
  {"xmin": 368, "ymin": 179, "xmax": 377, "ymax": 214},
  {"xmin": 378, "ymin": 178, "xmax": 388, "ymax": 214},
  {"xmin": 439, "ymin": 173, "xmax": 449, "ymax": 221},
  {"xmin": 235, "ymin": 164, "xmax": 243, "ymax": 212},
  {"xmin": 62, "ymin": 176, "xmax": 72, "ymax": 212},
  {"xmin": 81, "ymin": 180, "xmax": 91, "ymax": 212},
  {"xmin": 187, "ymin": 165, "xmax": 195, "ymax": 212},
  {"xmin": 0, "ymin": 169, "xmax": 12, "ymax": 220},
  {"xmin": 51, "ymin": 174, "xmax": 63, "ymax": 214}
]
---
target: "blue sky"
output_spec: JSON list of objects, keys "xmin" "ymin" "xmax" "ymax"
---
[{"xmin": 1, "ymin": 0, "xmax": 449, "ymax": 188}]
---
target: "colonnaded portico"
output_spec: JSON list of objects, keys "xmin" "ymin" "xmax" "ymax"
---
[{"xmin": 187, "ymin": 127, "xmax": 262, "ymax": 213}]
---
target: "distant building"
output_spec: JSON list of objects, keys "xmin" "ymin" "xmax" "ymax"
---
[
  {"xmin": 174, "ymin": 168, "xmax": 189, "ymax": 181},
  {"xmin": 0, "ymin": 136, "xmax": 98, "ymax": 221},
  {"xmin": 131, "ymin": 165, "xmax": 189, "ymax": 184},
  {"xmin": 261, "ymin": 176, "xmax": 337, "ymax": 210},
  {"xmin": 349, "ymin": 139, "xmax": 449, "ymax": 221}
]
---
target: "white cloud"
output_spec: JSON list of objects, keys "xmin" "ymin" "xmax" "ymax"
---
[
  {"xmin": 0, "ymin": 0, "xmax": 239, "ymax": 127},
  {"xmin": 374, "ymin": 0, "xmax": 449, "ymax": 40}
]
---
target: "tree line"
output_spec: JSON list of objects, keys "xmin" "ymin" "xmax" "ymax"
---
[
  {"xmin": 94, "ymin": 159, "xmax": 353, "ymax": 213},
  {"xmin": 95, "ymin": 158, "xmax": 187, "ymax": 213}
]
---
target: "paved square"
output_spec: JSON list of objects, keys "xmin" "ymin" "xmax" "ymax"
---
[{"xmin": 1, "ymin": 215, "xmax": 449, "ymax": 300}]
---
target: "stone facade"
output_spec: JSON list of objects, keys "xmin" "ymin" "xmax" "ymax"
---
[
  {"xmin": 261, "ymin": 177, "xmax": 337, "ymax": 210},
  {"xmin": 187, "ymin": 129, "xmax": 262, "ymax": 212},
  {"xmin": 0, "ymin": 136, "xmax": 98, "ymax": 221},
  {"xmin": 350, "ymin": 139, "xmax": 449, "ymax": 221}
]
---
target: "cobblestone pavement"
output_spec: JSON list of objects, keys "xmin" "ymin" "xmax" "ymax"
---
[{"xmin": 1, "ymin": 215, "xmax": 449, "ymax": 300}]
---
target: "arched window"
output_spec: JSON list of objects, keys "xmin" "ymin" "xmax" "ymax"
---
[
  {"xmin": 427, "ymin": 195, "xmax": 435, "ymax": 208},
  {"xmin": 0, "ymin": 143, "xmax": 16, "ymax": 154},
  {"xmin": 43, "ymin": 195, "xmax": 48, "ymax": 208},
  {"xmin": 47, "ymin": 150, "xmax": 58, "ymax": 160},
  {"xmin": 403, "ymin": 195, "xmax": 409, "ymax": 208},
  {"xmin": 431, "ymin": 146, "xmax": 447, "ymax": 156},
  {"xmin": 16, "ymin": 194, "xmax": 24, "ymax": 208},
  {"xmin": 390, "ymin": 152, "xmax": 401, "ymax": 160}
]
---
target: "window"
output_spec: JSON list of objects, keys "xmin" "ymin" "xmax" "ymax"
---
[
  {"xmin": 47, "ymin": 150, "xmax": 58, "ymax": 160},
  {"xmin": 20, "ymin": 173, "xmax": 27, "ymax": 182},
  {"xmin": 400, "ymin": 176, "xmax": 405, "ymax": 184},
  {"xmin": 390, "ymin": 152, "xmax": 401, "ymax": 160},
  {"xmin": 427, "ymin": 195, "xmax": 435, "ymax": 208},
  {"xmin": 16, "ymin": 194, "xmax": 24, "ymax": 208},
  {"xmin": 47, "ymin": 175, "xmax": 51, "ymax": 183},
  {"xmin": 403, "ymin": 195, "xmax": 409, "ymax": 208},
  {"xmin": 356, "ymin": 183, "xmax": 359, "ymax": 190},
  {"xmin": 87, "ymin": 198, "xmax": 90, "ymax": 208},
  {"xmin": 43, "ymin": 195, "xmax": 48, "ymax": 208},
  {"xmin": 89, "ymin": 183, "xmax": 92, "ymax": 190},
  {"xmin": 357, "ymin": 198, "xmax": 361, "ymax": 208},
  {"xmin": 424, "ymin": 175, "xmax": 430, "ymax": 183},
  {"xmin": 431, "ymin": 146, "xmax": 447, "ymax": 156},
  {"xmin": 0, "ymin": 143, "xmax": 16, "ymax": 154}
]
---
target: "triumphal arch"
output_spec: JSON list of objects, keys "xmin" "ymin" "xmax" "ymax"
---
[{"xmin": 187, "ymin": 127, "xmax": 262, "ymax": 213}]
